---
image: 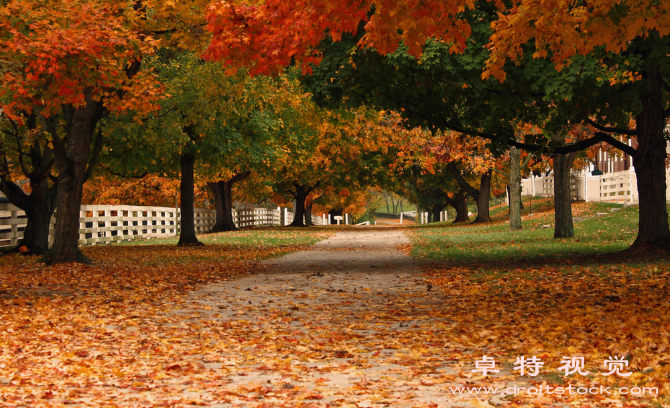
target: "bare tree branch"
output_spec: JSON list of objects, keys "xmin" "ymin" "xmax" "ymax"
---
[
  {"xmin": 99, "ymin": 163, "xmax": 148, "ymax": 179},
  {"xmin": 553, "ymin": 132, "xmax": 637, "ymax": 156},
  {"xmin": 586, "ymin": 118, "xmax": 636, "ymax": 136}
]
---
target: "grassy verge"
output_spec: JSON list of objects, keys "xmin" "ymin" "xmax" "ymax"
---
[
  {"xmin": 409, "ymin": 201, "xmax": 670, "ymax": 406},
  {"xmin": 119, "ymin": 227, "xmax": 328, "ymax": 253},
  {"xmin": 409, "ymin": 200, "xmax": 643, "ymax": 264},
  {"xmin": 0, "ymin": 228, "xmax": 332, "ymax": 301}
]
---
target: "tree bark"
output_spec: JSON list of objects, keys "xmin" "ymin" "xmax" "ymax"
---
[
  {"xmin": 305, "ymin": 202, "xmax": 314, "ymax": 226},
  {"xmin": 21, "ymin": 180, "xmax": 56, "ymax": 252},
  {"xmin": 447, "ymin": 162, "xmax": 492, "ymax": 223},
  {"xmin": 0, "ymin": 179, "xmax": 56, "ymax": 253},
  {"xmin": 43, "ymin": 100, "xmax": 103, "ymax": 264},
  {"xmin": 178, "ymin": 151, "xmax": 202, "ymax": 246},
  {"xmin": 472, "ymin": 169, "xmax": 492, "ymax": 223},
  {"xmin": 209, "ymin": 172, "xmax": 250, "ymax": 232},
  {"xmin": 509, "ymin": 146, "xmax": 522, "ymax": 231},
  {"xmin": 289, "ymin": 184, "xmax": 309, "ymax": 227},
  {"xmin": 552, "ymin": 150, "xmax": 577, "ymax": 238},
  {"xmin": 445, "ymin": 190, "xmax": 470, "ymax": 223},
  {"xmin": 630, "ymin": 67, "xmax": 670, "ymax": 249},
  {"xmin": 430, "ymin": 203, "xmax": 444, "ymax": 223},
  {"xmin": 0, "ymin": 116, "xmax": 58, "ymax": 253}
]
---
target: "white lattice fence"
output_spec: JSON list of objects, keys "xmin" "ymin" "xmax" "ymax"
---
[
  {"xmin": 0, "ymin": 203, "xmax": 216, "ymax": 248},
  {"xmin": 78, "ymin": 205, "xmax": 217, "ymax": 245},
  {"xmin": 541, "ymin": 176, "xmax": 578, "ymax": 198},
  {"xmin": 234, "ymin": 208, "xmax": 281, "ymax": 228},
  {"xmin": 0, "ymin": 202, "xmax": 329, "ymax": 248},
  {"xmin": 599, "ymin": 172, "xmax": 632, "ymax": 203},
  {"xmin": 0, "ymin": 203, "xmax": 33, "ymax": 247}
]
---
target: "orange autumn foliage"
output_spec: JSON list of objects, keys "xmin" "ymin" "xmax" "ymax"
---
[
  {"xmin": 82, "ymin": 175, "xmax": 210, "ymax": 208},
  {"xmin": 484, "ymin": 0, "xmax": 670, "ymax": 81},
  {"xmin": 204, "ymin": 0, "xmax": 481, "ymax": 75}
]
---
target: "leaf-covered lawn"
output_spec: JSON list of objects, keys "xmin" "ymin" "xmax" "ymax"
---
[
  {"xmin": 119, "ymin": 228, "xmax": 330, "ymax": 251},
  {"xmin": 0, "ymin": 229, "xmax": 331, "ymax": 407},
  {"xmin": 409, "ymin": 202, "xmax": 670, "ymax": 406},
  {"xmin": 1, "ymin": 212, "xmax": 669, "ymax": 407}
]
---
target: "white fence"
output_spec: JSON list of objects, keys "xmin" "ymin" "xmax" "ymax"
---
[
  {"xmin": 520, "ymin": 168, "xmax": 670, "ymax": 204},
  {"xmin": 0, "ymin": 203, "xmax": 325, "ymax": 248}
]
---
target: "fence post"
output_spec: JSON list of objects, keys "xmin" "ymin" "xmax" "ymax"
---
[
  {"xmin": 328, "ymin": 214, "xmax": 331, "ymax": 225},
  {"xmin": 399, "ymin": 213, "xmax": 403, "ymax": 225},
  {"xmin": 345, "ymin": 213, "xmax": 348, "ymax": 225},
  {"xmin": 10, "ymin": 210, "xmax": 17, "ymax": 247},
  {"xmin": 531, "ymin": 175, "xmax": 536, "ymax": 196},
  {"xmin": 81, "ymin": 208, "xmax": 89, "ymax": 244}
]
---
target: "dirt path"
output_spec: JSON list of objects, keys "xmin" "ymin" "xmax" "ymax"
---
[{"xmin": 171, "ymin": 229, "xmax": 515, "ymax": 407}]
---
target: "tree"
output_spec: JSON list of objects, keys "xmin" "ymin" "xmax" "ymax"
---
[
  {"xmin": 484, "ymin": 0, "xmax": 670, "ymax": 249},
  {"xmin": 393, "ymin": 128, "xmax": 502, "ymax": 224},
  {"xmin": 387, "ymin": 126, "xmax": 478, "ymax": 224},
  {"xmin": 0, "ymin": 0, "xmax": 161, "ymax": 263},
  {"xmin": 0, "ymin": 112, "xmax": 57, "ymax": 253},
  {"xmin": 203, "ymin": 72, "xmax": 315, "ymax": 231},
  {"xmin": 204, "ymin": 0, "xmax": 475, "ymax": 75},
  {"xmin": 268, "ymin": 107, "xmax": 397, "ymax": 227},
  {"xmin": 205, "ymin": 0, "xmax": 665, "ymax": 245}
]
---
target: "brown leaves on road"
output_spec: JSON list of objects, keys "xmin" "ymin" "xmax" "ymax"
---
[
  {"xmin": 0, "ymin": 227, "xmax": 668, "ymax": 407},
  {"xmin": 0, "ymin": 234, "xmax": 328, "ymax": 407}
]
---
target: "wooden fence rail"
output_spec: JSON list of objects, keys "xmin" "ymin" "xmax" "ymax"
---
[{"xmin": 0, "ymin": 203, "xmax": 325, "ymax": 248}]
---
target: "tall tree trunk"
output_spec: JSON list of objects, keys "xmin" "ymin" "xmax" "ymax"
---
[
  {"xmin": 430, "ymin": 203, "xmax": 444, "ymax": 223},
  {"xmin": 0, "ymin": 116, "xmax": 58, "ymax": 253},
  {"xmin": 447, "ymin": 162, "xmax": 491, "ymax": 223},
  {"xmin": 631, "ymin": 67, "xmax": 670, "ymax": 249},
  {"xmin": 553, "ymin": 150, "xmax": 577, "ymax": 238},
  {"xmin": 21, "ymin": 180, "xmax": 57, "ymax": 252},
  {"xmin": 209, "ymin": 181, "xmax": 227, "ymax": 231},
  {"xmin": 289, "ymin": 184, "xmax": 308, "ymax": 227},
  {"xmin": 0, "ymin": 179, "xmax": 56, "ymax": 253},
  {"xmin": 472, "ymin": 170, "xmax": 492, "ymax": 223},
  {"xmin": 305, "ymin": 202, "xmax": 314, "ymax": 226},
  {"xmin": 178, "ymin": 152, "xmax": 202, "ymax": 246},
  {"xmin": 44, "ymin": 101, "xmax": 103, "ymax": 264},
  {"xmin": 209, "ymin": 172, "xmax": 250, "ymax": 232},
  {"xmin": 445, "ymin": 190, "xmax": 470, "ymax": 223},
  {"xmin": 509, "ymin": 146, "xmax": 522, "ymax": 231}
]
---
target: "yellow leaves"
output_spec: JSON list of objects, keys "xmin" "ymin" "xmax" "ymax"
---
[
  {"xmin": 470, "ymin": 398, "xmax": 495, "ymax": 408},
  {"xmin": 531, "ymin": 49, "xmax": 548, "ymax": 59},
  {"xmin": 448, "ymin": 43, "xmax": 462, "ymax": 54}
]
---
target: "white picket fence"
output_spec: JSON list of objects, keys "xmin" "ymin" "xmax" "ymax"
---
[
  {"xmin": 0, "ymin": 203, "xmax": 325, "ymax": 248},
  {"xmin": 521, "ymin": 167, "xmax": 670, "ymax": 204}
]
